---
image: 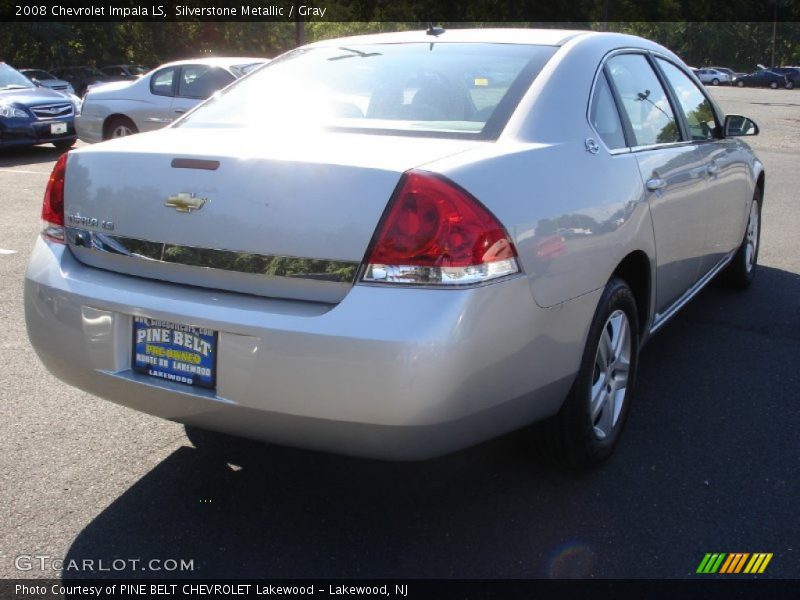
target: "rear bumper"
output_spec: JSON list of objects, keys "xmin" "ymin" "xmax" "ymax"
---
[{"xmin": 25, "ymin": 237, "xmax": 597, "ymax": 459}]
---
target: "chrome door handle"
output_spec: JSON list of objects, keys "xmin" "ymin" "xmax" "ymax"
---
[
  {"xmin": 646, "ymin": 178, "xmax": 667, "ymax": 191},
  {"xmin": 174, "ymin": 109, "xmax": 187, "ymax": 114},
  {"xmin": 707, "ymin": 161, "xmax": 720, "ymax": 175}
]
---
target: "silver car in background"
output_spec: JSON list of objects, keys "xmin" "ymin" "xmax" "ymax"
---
[
  {"xmin": 25, "ymin": 29, "xmax": 763, "ymax": 467},
  {"xmin": 694, "ymin": 67, "xmax": 732, "ymax": 85},
  {"xmin": 75, "ymin": 56, "xmax": 267, "ymax": 142}
]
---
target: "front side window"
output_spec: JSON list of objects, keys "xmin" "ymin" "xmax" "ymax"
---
[
  {"xmin": 590, "ymin": 71, "xmax": 626, "ymax": 149},
  {"xmin": 150, "ymin": 68, "xmax": 176, "ymax": 97},
  {"xmin": 177, "ymin": 43, "xmax": 557, "ymax": 139},
  {"xmin": 607, "ymin": 54, "xmax": 679, "ymax": 147},
  {"xmin": 657, "ymin": 59, "xmax": 717, "ymax": 141}
]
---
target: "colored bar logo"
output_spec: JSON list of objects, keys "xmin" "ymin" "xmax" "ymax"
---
[{"xmin": 696, "ymin": 553, "xmax": 773, "ymax": 574}]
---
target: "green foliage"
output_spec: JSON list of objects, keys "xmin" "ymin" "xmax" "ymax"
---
[{"xmin": 0, "ymin": 19, "xmax": 797, "ymax": 80}]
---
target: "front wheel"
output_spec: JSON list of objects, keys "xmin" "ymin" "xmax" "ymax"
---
[
  {"xmin": 534, "ymin": 277, "xmax": 639, "ymax": 468},
  {"xmin": 737, "ymin": 80, "xmax": 745, "ymax": 87},
  {"xmin": 769, "ymin": 81, "xmax": 778, "ymax": 89},
  {"xmin": 720, "ymin": 189, "xmax": 762, "ymax": 288},
  {"xmin": 712, "ymin": 78, "xmax": 720, "ymax": 86},
  {"xmin": 786, "ymin": 81, "xmax": 795, "ymax": 90}
]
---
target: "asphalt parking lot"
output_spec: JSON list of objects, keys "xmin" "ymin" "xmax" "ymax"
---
[{"xmin": 1, "ymin": 86, "xmax": 798, "ymax": 580}]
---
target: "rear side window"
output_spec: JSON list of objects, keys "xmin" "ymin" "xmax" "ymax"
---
[
  {"xmin": 656, "ymin": 59, "xmax": 717, "ymax": 141},
  {"xmin": 607, "ymin": 54, "xmax": 679, "ymax": 147},
  {"xmin": 590, "ymin": 71, "xmax": 626, "ymax": 149},
  {"xmin": 150, "ymin": 68, "xmax": 176, "ymax": 97},
  {"xmin": 178, "ymin": 66, "xmax": 235, "ymax": 99}
]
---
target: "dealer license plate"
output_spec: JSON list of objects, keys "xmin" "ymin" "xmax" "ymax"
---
[
  {"xmin": 132, "ymin": 317, "xmax": 217, "ymax": 389},
  {"xmin": 50, "ymin": 122, "xmax": 67, "ymax": 135}
]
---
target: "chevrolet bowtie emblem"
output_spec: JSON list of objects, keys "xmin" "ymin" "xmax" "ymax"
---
[{"xmin": 165, "ymin": 192, "xmax": 207, "ymax": 213}]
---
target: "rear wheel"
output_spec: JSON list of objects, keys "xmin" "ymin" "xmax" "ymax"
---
[
  {"xmin": 769, "ymin": 81, "xmax": 778, "ymax": 89},
  {"xmin": 712, "ymin": 78, "xmax": 720, "ymax": 85},
  {"xmin": 534, "ymin": 277, "xmax": 639, "ymax": 468},
  {"xmin": 786, "ymin": 81, "xmax": 795, "ymax": 90},
  {"xmin": 104, "ymin": 116, "xmax": 138, "ymax": 140},
  {"xmin": 737, "ymin": 80, "xmax": 745, "ymax": 87},
  {"xmin": 720, "ymin": 188, "xmax": 762, "ymax": 289}
]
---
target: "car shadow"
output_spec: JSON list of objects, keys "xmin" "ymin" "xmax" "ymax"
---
[
  {"xmin": 62, "ymin": 266, "xmax": 799, "ymax": 580},
  {"xmin": 0, "ymin": 144, "xmax": 70, "ymax": 167}
]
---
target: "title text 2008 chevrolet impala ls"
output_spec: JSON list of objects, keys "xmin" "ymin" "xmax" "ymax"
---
[{"xmin": 25, "ymin": 29, "xmax": 763, "ymax": 467}]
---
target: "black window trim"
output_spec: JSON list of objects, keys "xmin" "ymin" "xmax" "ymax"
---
[
  {"xmin": 650, "ymin": 53, "xmax": 725, "ymax": 144},
  {"xmin": 589, "ymin": 48, "xmax": 704, "ymax": 154}
]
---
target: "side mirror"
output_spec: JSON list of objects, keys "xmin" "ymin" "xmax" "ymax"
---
[{"xmin": 724, "ymin": 114, "xmax": 759, "ymax": 137}]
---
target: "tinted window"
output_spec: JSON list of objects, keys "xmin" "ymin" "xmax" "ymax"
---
[
  {"xmin": 607, "ymin": 54, "xmax": 679, "ymax": 147},
  {"xmin": 657, "ymin": 59, "xmax": 717, "ymax": 141},
  {"xmin": 150, "ymin": 68, "xmax": 176, "ymax": 96},
  {"xmin": 177, "ymin": 43, "xmax": 557, "ymax": 139},
  {"xmin": 590, "ymin": 71, "xmax": 626, "ymax": 149},
  {"xmin": 178, "ymin": 66, "xmax": 234, "ymax": 99}
]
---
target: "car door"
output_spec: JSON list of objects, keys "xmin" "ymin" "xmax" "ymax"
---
[
  {"xmin": 138, "ymin": 66, "xmax": 178, "ymax": 131},
  {"xmin": 606, "ymin": 52, "xmax": 709, "ymax": 313},
  {"xmin": 655, "ymin": 58, "xmax": 751, "ymax": 272},
  {"xmin": 170, "ymin": 65, "xmax": 235, "ymax": 119}
]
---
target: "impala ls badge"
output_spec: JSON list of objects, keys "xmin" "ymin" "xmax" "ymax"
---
[{"xmin": 165, "ymin": 192, "xmax": 207, "ymax": 213}]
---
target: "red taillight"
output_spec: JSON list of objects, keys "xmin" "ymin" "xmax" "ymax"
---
[
  {"xmin": 42, "ymin": 152, "xmax": 68, "ymax": 243},
  {"xmin": 363, "ymin": 170, "xmax": 519, "ymax": 285}
]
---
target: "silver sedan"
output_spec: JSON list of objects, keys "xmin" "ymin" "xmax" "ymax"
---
[
  {"xmin": 75, "ymin": 56, "xmax": 267, "ymax": 142},
  {"xmin": 25, "ymin": 29, "xmax": 763, "ymax": 467}
]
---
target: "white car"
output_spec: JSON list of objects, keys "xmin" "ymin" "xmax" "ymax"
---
[
  {"xmin": 694, "ymin": 68, "xmax": 732, "ymax": 86},
  {"xmin": 75, "ymin": 57, "xmax": 267, "ymax": 142}
]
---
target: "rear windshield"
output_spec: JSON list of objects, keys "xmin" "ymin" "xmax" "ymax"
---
[{"xmin": 177, "ymin": 43, "xmax": 556, "ymax": 139}]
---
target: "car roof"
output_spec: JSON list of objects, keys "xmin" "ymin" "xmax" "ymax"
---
[
  {"xmin": 303, "ymin": 28, "xmax": 591, "ymax": 48},
  {"xmin": 154, "ymin": 57, "xmax": 267, "ymax": 69}
]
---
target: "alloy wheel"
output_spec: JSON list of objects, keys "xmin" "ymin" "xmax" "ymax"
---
[
  {"xmin": 745, "ymin": 200, "xmax": 760, "ymax": 273},
  {"xmin": 590, "ymin": 310, "xmax": 631, "ymax": 440}
]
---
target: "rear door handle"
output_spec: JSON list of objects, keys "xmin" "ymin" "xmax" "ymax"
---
[{"xmin": 646, "ymin": 178, "xmax": 667, "ymax": 191}]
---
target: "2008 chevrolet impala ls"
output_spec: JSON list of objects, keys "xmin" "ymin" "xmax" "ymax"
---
[{"xmin": 25, "ymin": 29, "xmax": 763, "ymax": 467}]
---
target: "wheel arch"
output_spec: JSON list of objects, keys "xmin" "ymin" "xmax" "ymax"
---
[
  {"xmin": 102, "ymin": 113, "xmax": 136, "ymax": 139},
  {"xmin": 610, "ymin": 250, "xmax": 652, "ymax": 338}
]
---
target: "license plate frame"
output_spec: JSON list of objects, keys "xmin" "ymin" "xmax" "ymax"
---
[
  {"xmin": 50, "ymin": 122, "xmax": 67, "ymax": 135},
  {"xmin": 132, "ymin": 317, "xmax": 218, "ymax": 390}
]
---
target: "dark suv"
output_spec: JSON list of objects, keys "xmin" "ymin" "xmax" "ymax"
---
[{"xmin": 0, "ymin": 63, "xmax": 78, "ymax": 150}]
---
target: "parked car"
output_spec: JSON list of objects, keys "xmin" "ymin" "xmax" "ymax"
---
[
  {"xmin": 695, "ymin": 67, "xmax": 732, "ymax": 85},
  {"xmin": 18, "ymin": 68, "xmax": 76, "ymax": 95},
  {"xmin": 49, "ymin": 66, "xmax": 117, "ymax": 96},
  {"xmin": 25, "ymin": 29, "xmax": 764, "ymax": 468},
  {"xmin": 769, "ymin": 67, "xmax": 800, "ymax": 88},
  {"xmin": 0, "ymin": 62, "xmax": 79, "ymax": 150},
  {"xmin": 734, "ymin": 68, "xmax": 793, "ymax": 89},
  {"xmin": 708, "ymin": 66, "xmax": 746, "ymax": 80},
  {"xmin": 100, "ymin": 64, "xmax": 150, "ymax": 79},
  {"xmin": 75, "ymin": 57, "xmax": 267, "ymax": 142}
]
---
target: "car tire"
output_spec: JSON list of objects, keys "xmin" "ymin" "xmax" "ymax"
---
[
  {"xmin": 104, "ymin": 116, "xmax": 138, "ymax": 140},
  {"xmin": 534, "ymin": 277, "xmax": 639, "ymax": 469},
  {"xmin": 786, "ymin": 81, "xmax": 795, "ymax": 90},
  {"xmin": 769, "ymin": 81, "xmax": 778, "ymax": 89},
  {"xmin": 737, "ymin": 80, "xmax": 745, "ymax": 87},
  {"xmin": 720, "ymin": 188, "xmax": 762, "ymax": 289},
  {"xmin": 53, "ymin": 139, "xmax": 75, "ymax": 150},
  {"xmin": 712, "ymin": 78, "xmax": 720, "ymax": 85}
]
